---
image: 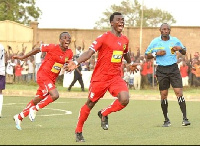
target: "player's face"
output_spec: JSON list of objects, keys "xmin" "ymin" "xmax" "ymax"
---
[
  {"xmin": 160, "ymin": 24, "xmax": 171, "ymax": 37},
  {"xmin": 111, "ymin": 15, "xmax": 124, "ymax": 33},
  {"xmin": 60, "ymin": 33, "xmax": 71, "ymax": 50}
]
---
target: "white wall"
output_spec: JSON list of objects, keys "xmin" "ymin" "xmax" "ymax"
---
[{"xmin": 63, "ymin": 71, "xmax": 93, "ymax": 89}]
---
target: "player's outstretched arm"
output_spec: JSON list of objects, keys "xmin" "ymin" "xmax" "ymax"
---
[
  {"xmin": 13, "ymin": 48, "xmax": 41, "ymax": 61},
  {"xmin": 67, "ymin": 49, "xmax": 95, "ymax": 72}
]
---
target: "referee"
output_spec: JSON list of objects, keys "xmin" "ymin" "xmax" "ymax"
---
[{"xmin": 145, "ymin": 23, "xmax": 190, "ymax": 127}]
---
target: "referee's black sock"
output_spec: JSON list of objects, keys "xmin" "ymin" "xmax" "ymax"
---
[
  {"xmin": 161, "ymin": 99, "xmax": 169, "ymax": 121},
  {"xmin": 177, "ymin": 96, "xmax": 187, "ymax": 119}
]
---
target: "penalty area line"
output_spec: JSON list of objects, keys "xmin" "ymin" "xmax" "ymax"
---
[{"xmin": 38, "ymin": 107, "xmax": 72, "ymax": 117}]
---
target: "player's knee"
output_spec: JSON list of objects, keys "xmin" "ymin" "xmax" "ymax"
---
[
  {"xmin": 118, "ymin": 92, "xmax": 129, "ymax": 106},
  {"xmin": 120, "ymin": 98, "xmax": 129, "ymax": 106},
  {"xmin": 121, "ymin": 98, "xmax": 129, "ymax": 106},
  {"xmin": 160, "ymin": 91, "xmax": 168, "ymax": 99},
  {"xmin": 174, "ymin": 89, "xmax": 183, "ymax": 97},
  {"xmin": 51, "ymin": 94, "xmax": 59, "ymax": 101}
]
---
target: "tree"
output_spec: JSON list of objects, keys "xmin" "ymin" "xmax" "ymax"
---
[
  {"xmin": 94, "ymin": 0, "xmax": 176, "ymax": 29},
  {"xmin": 0, "ymin": 0, "xmax": 42, "ymax": 25}
]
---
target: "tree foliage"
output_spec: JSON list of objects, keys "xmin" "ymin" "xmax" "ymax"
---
[
  {"xmin": 0, "ymin": 0, "xmax": 42, "ymax": 25},
  {"xmin": 94, "ymin": 0, "xmax": 176, "ymax": 29}
]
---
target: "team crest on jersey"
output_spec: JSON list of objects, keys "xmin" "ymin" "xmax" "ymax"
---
[
  {"xmin": 51, "ymin": 62, "xmax": 63, "ymax": 73},
  {"xmin": 65, "ymin": 57, "xmax": 69, "ymax": 62},
  {"xmin": 111, "ymin": 51, "xmax": 123, "ymax": 63},
  {"xmin": 123, "ymin": 44, "xmax": 126, "ymax": 50}
]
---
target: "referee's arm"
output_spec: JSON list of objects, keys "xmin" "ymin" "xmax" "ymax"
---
[
  {"xmin": 179, "ymin": 47, "xmax": 186, "ymax": 55},
  {"xmin": 146, "ymin": 50, "xmax": 166, "ymax": 59},
  {"xmin": 172, "ymin": 46, "xmax": 186, "ymax": 55}
]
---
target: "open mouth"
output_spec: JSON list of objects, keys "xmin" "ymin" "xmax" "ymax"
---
[
  {"xmin": 65, "ymin": 41, "xmax": 70, "ymax": 45},
  {"xmin": 63, "ymin": 42, "xmax": 69, "ymax": 48},
  {"xmin": 118, "ymin": 24, "xmax": 124, "ymax": 30}
]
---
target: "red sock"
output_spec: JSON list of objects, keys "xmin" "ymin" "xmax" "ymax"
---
[
  {"xmin": 36, "ymin": 95, "xmax": 53, "ymax": 110},
  {"xmin": 101, "ymin": 99, "xmax": 126, "ymax": 116},
  {"xmin": 18, "ymin": 100, "xmax": 35, "ymax": 120},
  {"xmin": 75, "ymin": 104, "xmax": 91, "ymax": 133}
]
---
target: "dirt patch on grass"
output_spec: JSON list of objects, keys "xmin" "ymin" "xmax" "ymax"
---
[{"xmin": 4, "ymin": 89, "xmax": 200, "ymax": 101}]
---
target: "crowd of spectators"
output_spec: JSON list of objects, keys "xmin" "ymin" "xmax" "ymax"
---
[
  {"xmin": 4, "ymin": 42, "xmax": 43, "ymax": 84},
  {"xmin": 3, "ymin": 42, "xmax": 200, "ymax": 89}
]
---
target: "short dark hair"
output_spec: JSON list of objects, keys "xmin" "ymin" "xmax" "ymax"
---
[
  {"xmin": 110, "ymin": 12, "xmax": 122, "ymax": 23},
  {"xmin": 59, "ymin": 32, "xmax": 70, "ymax": 39},
  {"xmin": 160, "ymin": 23, "xmax": 170, "ymax": 30}
]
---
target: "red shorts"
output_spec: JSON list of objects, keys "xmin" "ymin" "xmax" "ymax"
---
[
  {"xmin": 36, "ymin": 77, "xmax": 56, "ymax": 99},
  {"xmin": 88, "ymin": 76, "xmax": 128, "ymax": 102}
]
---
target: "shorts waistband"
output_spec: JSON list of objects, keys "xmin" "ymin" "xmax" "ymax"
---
[{"xmin": 158, "ymin": 63, "xmax": 177, "ymax": 68}]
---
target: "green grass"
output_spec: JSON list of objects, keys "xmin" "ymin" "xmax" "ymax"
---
[{"xmin": 0, "ymin": 96, "xmax": 200, "ymax": 145}]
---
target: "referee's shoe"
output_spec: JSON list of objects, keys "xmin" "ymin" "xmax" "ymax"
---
[
  {"xmin": 162, "ymin": 120, "xmax": 171, "ymax": 127},
  {"xmin": 182, "ymin": 118, "xmax": 191, "ymax": 126}
]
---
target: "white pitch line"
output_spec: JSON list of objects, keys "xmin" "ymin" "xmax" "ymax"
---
[
  {"xmin": 3, "ymin": 101, "xmax": 68, "ymax": 106},
  {"xmin": 37, "ymin": 108, "xmax": 72, "ymax": 117},
  {"xmin": 4, "ymin": 102, "xmax": 72, "ymax": 117},
  {"xmin": 38, "ymin": 113, "xmax": 71, "ymax": 117}
]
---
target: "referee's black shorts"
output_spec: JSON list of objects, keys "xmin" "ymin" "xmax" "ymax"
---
[{"xmin": 156, "ymin": 63, "xmax": 183, "ymax": 91}]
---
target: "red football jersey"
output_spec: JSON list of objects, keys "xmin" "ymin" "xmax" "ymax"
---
[
  {"xmin": 37, "ymin": 44, "xmax": 73, "ymax": 82},
  {"xmin": 90, "ymin": 31, "xmax": 129, "ymax": 82}
]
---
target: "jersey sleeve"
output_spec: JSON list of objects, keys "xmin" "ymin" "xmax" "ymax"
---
[
  {"xmin": 145, "ymin": 40, "xmax": 155, "ymax": 55},
  {"xmin": 40, "ymin": 44, "xmax": 52, "ymax": 53},
  {"xmin": 89, "ymin": 34, "xmax": 104, "ymax": 52},
  {"xmin": 174, "ymin": 37, "xmax": 185, "ymax": 49}
]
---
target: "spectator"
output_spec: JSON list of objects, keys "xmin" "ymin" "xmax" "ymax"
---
[
  {"xmin": 129, "ymin": 71, "xmax": 134, "ymax": 89},
  {"xmin": 88, "ymin": 55, "xmax": 96, "ymax": 71},
  {"xmin": 27, "ymin": 56, "xmax": 35, "ymax": 82},
  {"xmin": 133, "ymin": 60, "xmax": 141, "ymax": 90},
  {"xmin": 140, "ymin": 57, "xmax": 148, "ymax": 89},
  {"xmin": 68, "ymin": 55, "xmax": 85, "ymax": 92},
  {"xmin": 193, "ymin": 60, "xmax": 200, "ymax": 87},
  {"xmin": 123, "ymin": 68, "xmax": 130, "ymax": 87},
  {"xmin": 34, "ymin": 41, "xmax": 46, "ymax": 81},
  {"xmin": 21, "ymin": 58, "xmax": 29, "ymax": 82},
  {"xmin": 180, "ymin": 60, "xmax": 189, "ymax": 86},
  {"xmin": 6, "ymin": 57, "xmax": 15, "ymax": 84},
  {"xmin": 14, "ymin": 60, "xmax": 23, "ymax": 83},
  {"xmin": 147, "ymin": 59, "xmax": 154, "ymax": 86},
  {"xmin": 81, "ymin": 61, "xmax": 88, "ymax": 71},
  {"xmin": 73, "ymin": 39, "xmax": 85, "ymax": 57}
]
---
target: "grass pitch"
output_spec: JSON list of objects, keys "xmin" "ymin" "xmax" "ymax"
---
[{"xmin": 0, "ymin": 96, "xmax": 199, "ymax": 145}]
